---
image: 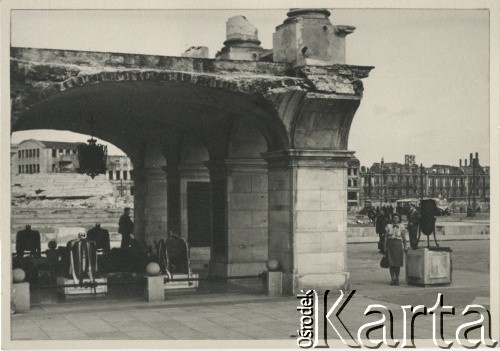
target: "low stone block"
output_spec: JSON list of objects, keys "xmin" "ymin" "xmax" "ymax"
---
[
  {"xmin": 406, "ymin": 248, "xmax": 452, "ymax": 286},
  {"xmin": 266, "ymin": 271, "xmax": 282, "ymax": 297},
  {"xmin": 13, "ymin": 282, "xmax": 30, "ymax": 313},
  {"xmin": 146, "ymin": 276, "xmax": 164, "ymax": 302}
]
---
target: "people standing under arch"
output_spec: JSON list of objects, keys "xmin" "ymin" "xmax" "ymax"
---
[{"xmin": 118, "ymin": 207, "xmax": 134, "ymax": 249}]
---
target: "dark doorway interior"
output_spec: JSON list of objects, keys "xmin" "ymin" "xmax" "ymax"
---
[{"xmin": 187, "ymin": 182, "xmax": 211, "ymax": 247}]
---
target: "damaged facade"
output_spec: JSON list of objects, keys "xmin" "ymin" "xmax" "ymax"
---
[{"xmin": 10, "ymin": 9, "xmax": 373, "ymax": 294}]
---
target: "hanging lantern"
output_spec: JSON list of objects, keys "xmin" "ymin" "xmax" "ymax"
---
[
  {"xmin": 77, "ymin": 115, "xmax": 107, "ymax": 179},
  {"xmin": 77, "ymin": 138, "xmax": 107, "ymax": 179}
]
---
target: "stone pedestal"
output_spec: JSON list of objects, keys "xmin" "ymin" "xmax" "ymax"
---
[
  {"xmin": 146, "ymin": 276, "xmax": 164, "ymax": 302},
  {"xmin": 406, "ymin": 247, "xmax": 452, "ymax": 286},
  {"xmin": 264, "ymin": 150, "xmax": 351, "ymax": 295},
  {"xmin": 13, "ymin": 282, "xmax": 30, "ymax": 313},
  {"xmin": 163, "ymin": 273, "xmax": 199, "ymax": 290},
  {"xmin": 56, "ymin": 277, "xmax": 107, "ymax": 296},
  {"xmin": 207, "ymin": 159, "xmax": 268, "ymax": 277},
  {"xmin": 273, "ymin": 9, "xmax": 355, "ymax": 66},
  {"xmin": 266, "ymin": 271, "xmax": 283, "ymax": 297}
]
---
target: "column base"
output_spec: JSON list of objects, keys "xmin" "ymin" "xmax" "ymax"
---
[
  {"xmin": 209, "ymin": 260, "xmax": 267, "ymax": 277},
  {"xmin": 282, "ymin": 272, "xmax": 350, "ymax": 295}
]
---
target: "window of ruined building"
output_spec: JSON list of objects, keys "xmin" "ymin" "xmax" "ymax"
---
[
  {"xmin": 354, "ymin": 168, "xmax": 358, "ymax": 176},
  {"xmin": 348, "ymin": 179, "xmax": 352, "ymax": 187},
  {"xmin": 123, "ymin": 171, "xmax": 128, "ymax": 180},
  {"xmin": 108, "ymin": 170, "xmax": 113, "ymax": 180},
  {"xmin": 116, "ymin": 171, "xmax": 121, "ymax": 180},
  {"xmin": 348, "ymin": 168, "xmax": 352, "ymax": 176},
  {"xmin": 18, "ymin": 150, "xmax": 21, "ymax": 158},
  {"xmin": 52, "ymin": 148, "xmax": 56, "ymax": 157},
  {"xmin": 353, "ymin": 179, "xmax": 358, "ymax": 187},
  {"xmin": 36, "ymin": 164, "xmax": 40, "ymax": 173},
  {"xmin": 18, "ymin": 165, "xmax": 21, "ymax": 173}
]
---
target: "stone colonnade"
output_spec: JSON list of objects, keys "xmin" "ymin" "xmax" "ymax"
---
[{"xmin": 132, "ymin": 143, "xmax": 351, "ymax": 295}]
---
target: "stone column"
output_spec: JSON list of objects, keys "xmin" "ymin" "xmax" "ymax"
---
[
  {"xmin": 165, "ymin": 164, "xmax": 181, "ymax": 235},
  {"xmin": 132, "ymin": 165, "xmax": 168, "ymax": 244},
  {"xmin": 264, "ymin": 150, "xmax": 351, "ymax": 295},
  {"xmin": 206, "ymin": 159, "xmax": 268, "ymax": 277}
]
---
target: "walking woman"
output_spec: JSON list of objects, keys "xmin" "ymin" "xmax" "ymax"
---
[{"xmin": 384, "ymin": 213, "xmax": 408, "ymax": 285}]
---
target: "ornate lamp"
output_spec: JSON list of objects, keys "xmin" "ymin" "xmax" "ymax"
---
[{"xmin": 77, "ymin": 117, "xmax": 107, "ymax": 179}]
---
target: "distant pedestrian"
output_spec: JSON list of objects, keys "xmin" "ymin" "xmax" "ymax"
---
[
  {"xmin": 375, "ymin": 210, "xmax": 390, "ymax": 253},
  {"xmin": 383, "ymin": 214, "xmax": 408, "ymax": 286},
  {"xmin": 118, "ymin": 208, "xmax": 134, "ymax": 249}
]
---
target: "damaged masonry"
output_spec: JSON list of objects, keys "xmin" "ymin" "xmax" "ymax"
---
[{"xmin": 11, "ymin": 8, "xmax": 373, "ymax": 295}]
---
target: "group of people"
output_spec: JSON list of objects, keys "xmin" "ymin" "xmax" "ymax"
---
[{"xmin": 374, "ymin": 204, "xmax": 421, "ymax": 286}]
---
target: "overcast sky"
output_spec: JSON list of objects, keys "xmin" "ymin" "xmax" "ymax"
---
[{"xmin": 10, "ymin": 8, "xmax": 490, "ymax": 166}]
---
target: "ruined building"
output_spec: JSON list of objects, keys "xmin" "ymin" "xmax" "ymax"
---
[{"xmin": 11, "ymin": 9, "xmax": 373, "ymax": 294}]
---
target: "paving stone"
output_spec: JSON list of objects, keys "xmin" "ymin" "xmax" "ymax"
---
[
  {"xmin": 163, "ymin": 328, "xmax": 212, "ymax": 340},
  {"xmin": 45, "ymin": 330, "xmax": 90, "ymax": 340},
  {"xmin": 72, "ymin": 318, "xmax": 117, "ymax": 333},
  {"xmin": 85, "ymin": 331, "xmax": 132, "ymax": 340},
  {"xmin": 97, "ymin": 311, "xmax": 137, "ymax": 322}
]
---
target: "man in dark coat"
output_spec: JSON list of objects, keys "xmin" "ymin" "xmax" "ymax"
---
[
  {"xmin": 118, "ymin": 208, "xmax": 134, "ymax": 249},
  {"xmin": 407, "ymin": 204, "xmax": 421, "ymax": 249},
  {"xmin": 16, "ymin": 224, "xmax": 41, "ymax": 258},
  {"xmin": 375, "ymin": 211, "xmax": 390, "ymax": 253},
  {"xmin": 87, "ymin": 223, "xmax": 111, "ymax": 254}
]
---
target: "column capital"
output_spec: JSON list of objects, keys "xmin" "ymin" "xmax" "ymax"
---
[{"xmin": 262, "ymin": 149, "xmax": 354, "ymax": 168}]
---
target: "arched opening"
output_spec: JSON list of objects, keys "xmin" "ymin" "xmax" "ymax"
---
[
  {"xmin": 10, "ymin": 129, "xmax": 135, "ymax": 255},
  {"xmin": 12, "ymin": 79, "xmax": 289, "ymax": 280}
]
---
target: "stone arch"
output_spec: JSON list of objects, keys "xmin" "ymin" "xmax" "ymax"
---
[
  {"xmin": 12, "ymin": 76, "xmax": 291, "ymax": 158},
  {"xmin": 227, "ymin": 117, "xmax": 267, "ymax": 159}
]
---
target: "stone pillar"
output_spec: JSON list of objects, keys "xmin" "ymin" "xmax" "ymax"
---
[
  {"xmin": 165, "ymin": 164, "xmax": 181, "ymax": 235},
  {"xmin": 132, "ymin": 167, "xmax": 168, "ymax": 244},
  {"xmin": 264, "ymin": 150, "xmax": 351, "ymax": 295},
  {"xmin": 207, "ymin": 159, "xmax": 268, "ymax": 277}
]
